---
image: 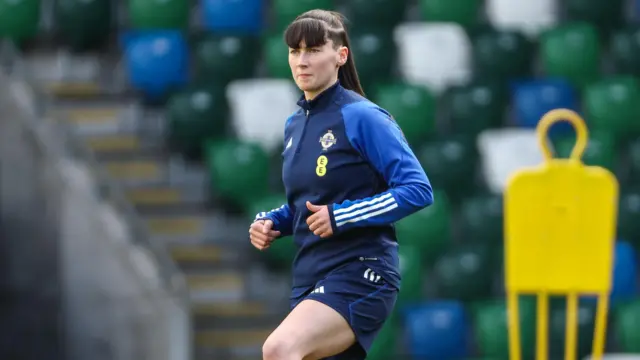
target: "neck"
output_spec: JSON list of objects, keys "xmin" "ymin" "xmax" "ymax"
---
[{"xmin": 304, "ymin": 76, "xmax": 339, "ymax": 101}]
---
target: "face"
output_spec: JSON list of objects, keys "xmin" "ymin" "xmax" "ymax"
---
[{"xmin": 289, "ymin": 39, "xmax": 348, "ymax": 99}]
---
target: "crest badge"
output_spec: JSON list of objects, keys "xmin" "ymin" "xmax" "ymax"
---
[{"xmin": 319, "ymin": 130, "xmax": 337, "ymax": 151}]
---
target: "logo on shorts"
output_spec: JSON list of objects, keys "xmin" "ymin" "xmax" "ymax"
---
[
  {"xmin": 364, "ymin": 268, "xmax": 381, "ymax": 283},
  {"xmin": 312, "ymin": 286, "xmax": 325, "ymax": 294}
]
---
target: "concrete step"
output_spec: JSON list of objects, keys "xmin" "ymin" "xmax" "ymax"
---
[
  {"xmin": 169, "ymin": 242, "xmax": 248, "ymax": 272},
  {"xmin": 187, "ymin": 271, "xmax": 246, "ymax": 304},
  {"xmin": 195, "ymin": 328, "xmax": 272, "ymax": 358}
]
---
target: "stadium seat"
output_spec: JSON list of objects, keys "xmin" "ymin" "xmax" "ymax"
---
[
  {"xmin": 194, "ymin": 34, "xmax": 260, "ymax": 84},
  {"xmin": 617, "ymin": 189, "xmax": 640, "ymax": 250},
  {"xmin": 444, "ymin": 80, "xmax": 506, "ymax": 135},
  {"xmin": 459, "ymin": 193, "xmax": 503, "ymax": 245},
  {"xmin": 394, "ymin": 23, "xmax": 472, "ymax": 95},
  {"xmin": 540, "ymin": 23, "xmax": 601, "ymax": 89},
  {"xmin": 0, "ymin": 0, "xmax": 40, "ymax": 42},
  {"xmin": 167, "ymin": 84, "xmax": 229, "ymax": 159},
  {"xmin": 628, "ymin": 138, "xmax": 640, "ymax": 186},
  {"xmin": 549, "ymin": 299, "xmax": 597, "ymax": 358},
  {"xmin": 204, "ymin": 139, "xmax": 270, "ymax": 208},
  {"xmin": 368, "ymin": 312, "xmax": 398, "ymax": 360},
  {"xmin": 583, "ymin": 76, "xmax": 640, "ymax": 138},
  {"xmin": 416, "ymin": 135, "xmax": 478, "ymax": 201},
  {"xmin": 611, "ymin": 26, "xmax": 640, "ymax": 77},
  {"xmin": 553, "ymin": 130, "xmax": 616, "ymax": 171},
  {"xmin": 565, "ymin": 0, "xmax": 624, "ymax": 34},
  {"xmin": 614, "ymin": 299, "xmax": 640, "ymax": 352},
  {"xmin": 434, "ymin": 243, "xmax": 495, "ymax": 301},
  {"xmin": 264, "ymin": 33, "xmax": 291, "ymax": 79},
  {"xmin": 122, "ymin": 31, "xmax": 189, "ymax": 100},
  {"xmin": 398, "ymin": 244, "xmax": 424, "ymax": 305},
  {"xmin": 471, "ymin": 28, "xmax": 534, "ymax": 83},
  {"xmin": 472, "ymin": 297, "xmax": 536, "ymax": 359},
  {"xmin": 477, "ymin": 128, "xmax": 544, "ymax": 194},
  {"xmin": 395, "ymin": 190, "xmax": 450, "ymax": 264},
  {"xmin": 610, "ymin": 241, "xmax": 638, "ymax": 302},
  {"xmin": 271, "ymin": 0, "xmax": 333, "ymax": 32},
  {"xmin": 226, "ymin": 79, "xmax": 299, "ymax": 154},
  {"xmin": 246, "ymin": 194, "xmax": 296, "ymax": 269},
  {"xmin": 129, "ymin": 0, "xmax": 189, "ymax": 29},
  {"xmin": 511, "ymin": 78, "xmax": 578, "ymax": 134},
  {"xmin": 55, "ymin": 0, "xmax": 111, "ymax": 50},
  {"xmin": 486, "ymin": 0, "xmax": 558, "ymax": 38},
  {"xmin": 403, "ymin": 301, "xmax": 469, "ymax": 359},
  {"xmin": 342, "ymin": 0, "xmax": 406, "ymax": 29},
  {"xmin": 349, "ymin": 30, "xmax": 395, "ymax": 91},
  {"xmin": 201, "ymin": 0, "xmax": 263, "ymax": 34},
  {"xmin": 419, "ymin": 0, "xmax": 480, "ymax": 27},
  {"xmin": 373, "ymin": 82, "xmax": 436, "ymax": 146}
]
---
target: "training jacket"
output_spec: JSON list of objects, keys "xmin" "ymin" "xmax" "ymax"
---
[{"xmin": 255, "ymin": 80, "xmax": 433, "ymax": 291}]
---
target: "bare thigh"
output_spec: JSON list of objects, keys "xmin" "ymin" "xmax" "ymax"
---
[{"xmin": 262, "ymin": 299, "xmax": 356, "ymax": 360}]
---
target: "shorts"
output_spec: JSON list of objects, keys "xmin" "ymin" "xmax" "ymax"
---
[{"xmin": 289, "ymin": 261, "xmax": 398, "ymax": 360}]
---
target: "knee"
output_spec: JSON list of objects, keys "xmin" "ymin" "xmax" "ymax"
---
[{"xmin": 262, "ymin": 335, "xmax": 301, "ymax": 360}]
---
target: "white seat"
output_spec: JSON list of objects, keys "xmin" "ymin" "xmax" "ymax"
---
[
  {"xmin": 477, "ymin": 128, "xmax": 549, "ymax": 194},
  {"xmin": 226, "ymin": 79, "xmax": 300, "ymax": 153},
  {"xmin": 394, "ymin": 22, "xmax": 472, "ymax": 95},
  {"xmin": 486, "ymin": 0, "xmax": 558, "ymax": 38}
]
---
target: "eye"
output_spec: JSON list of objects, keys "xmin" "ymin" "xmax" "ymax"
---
[{"xmin": 289, "ymin": 49, "xmax": 299, "ymax": 54}]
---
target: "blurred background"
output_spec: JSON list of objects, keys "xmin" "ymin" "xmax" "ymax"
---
[{"xmin": 0, "ymin": 0, "xmax": 639, "ymax": 359}]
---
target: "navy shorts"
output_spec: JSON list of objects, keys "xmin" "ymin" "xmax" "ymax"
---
[{"xmin": 289, "ymin": 261, "xmax": 398, "ymax": 360}]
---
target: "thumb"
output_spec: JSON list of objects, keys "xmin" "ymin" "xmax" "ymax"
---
[
  {"xmin": 262, "ymin": 220, "xmax": 273, "ymax": 234},
  {"xmin": 306, "ymin": 201, "xmax": 321, "ymax": 212}
]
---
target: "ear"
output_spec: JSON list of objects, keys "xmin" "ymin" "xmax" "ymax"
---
[{"xmin": 337, "ymin": 46, "xmax": 348, "ymax": 66}]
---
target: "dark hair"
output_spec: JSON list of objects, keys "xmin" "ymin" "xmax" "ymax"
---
[{"xmin": 283, "ymin": 9, "xmax": 365, "ymax": 97}]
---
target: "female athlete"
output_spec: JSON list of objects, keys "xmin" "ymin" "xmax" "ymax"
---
[{"xmin": 249, "ymin": 9, "xmax": 433, "ymax": 360}]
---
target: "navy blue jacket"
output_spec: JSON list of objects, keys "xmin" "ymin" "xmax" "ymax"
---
[{"xmin": 255, "ymin": 81, "xmax": 433, "ymax": 291}]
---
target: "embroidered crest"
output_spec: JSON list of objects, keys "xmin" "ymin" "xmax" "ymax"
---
[{"xmin": 319, "ymin": 130, "xmax": 337, "ymax": 151}]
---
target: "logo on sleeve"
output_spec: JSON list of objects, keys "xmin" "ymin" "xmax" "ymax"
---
[{"xmin": 319, "ymin": 130, "xmax": 337, "ymax": 151}]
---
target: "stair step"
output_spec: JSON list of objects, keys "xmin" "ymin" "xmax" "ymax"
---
[
  {"xmin": 195, "ymin": 328, "xmax": 271, "ymax": 349},
  {"xmin": 145, "ymin": 214, "xmax": 207, "ymax": 239},
  {"xmin": 84, "ymin": 134, "xmax": 142, "ymax": 153},
  {"xmin": 48, "ymin": 81, "xmax": 101, "ymax": 98},
  {"xmin": 192, "ymin": 301, "xmax": 268, "ymax": 318},
  {"xmin": 103, "ymin": 158, "xmax": 166, "ymax": 184},
  {"xmin": 169, "ymin": 243, "xmax": 245, "ymax": 271},
  {"xmin": 187, "ymin": 272, "xmax": 245, "ymax": 303}
]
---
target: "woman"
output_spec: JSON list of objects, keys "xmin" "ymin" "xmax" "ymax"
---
[{"xmin": 249, "ymin": 9, "xmax": 433, "ymax": 360}]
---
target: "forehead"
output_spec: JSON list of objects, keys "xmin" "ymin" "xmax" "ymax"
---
[{"xmin": 290, "ymin": 39, "xmax": 334, "ymax": 49}]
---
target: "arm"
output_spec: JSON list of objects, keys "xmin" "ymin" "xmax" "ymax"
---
[
  {"xmin": 329, "ymin": 103, "xmax": 434, "ymax": 233},
  {"xmin": 255, "ymin": 204, "xmax": 294, "ymax": 237}
]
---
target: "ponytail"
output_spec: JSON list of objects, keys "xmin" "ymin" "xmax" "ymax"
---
[{"xmin": 338, "ymin": 32, "xmax": 365, "ymax": 97}]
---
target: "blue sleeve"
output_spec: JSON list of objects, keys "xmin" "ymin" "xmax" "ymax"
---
[
  {"xmin": 255, "ymin": 204, "xmax": 294, "ymax": 237},
  {"xmin": 329, "ymin": 102, "xmax": 434, "ymax": 232}
]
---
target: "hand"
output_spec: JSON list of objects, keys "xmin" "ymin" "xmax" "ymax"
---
[
  {"xmin": 306, "ymin": 201, "xmax": 333, "ymax": 238},
  {"xmin": 249, "ymin": 219, "xmax": 281, "ymax": 251}
]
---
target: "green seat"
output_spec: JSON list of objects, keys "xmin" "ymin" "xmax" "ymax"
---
[
  {"xmin": 472, "ymin": 297, "xmax": 536, "ymax": 359},
  {"xmin": 129, "ymin": 0, "xmax": 188, "ymax": 29},
  {"xmin": 472, "ymin": 29, "xmax": 533, "ymax": 83},
  {"xmin": 614, "ymin": 299, "xmax": 640, "ymax": 352},
  {"xmin": 628, "ymin": 138, "xmax": 640, "ymax": 186},
  {"xmin": 460, "ymin": 194, "xmax": 503, "ymax": 245},
  {"xmin": 349, "ymin": 30, "xmax": 395, "ymax": 92},
  {"xmin": 611, "ymin": 26, "xmax": 640, "ymax": 77},
  {"xmin": 419, "ymin": 0, "xmax": 480, "ymax": 28},
  {"xmin": 0, "ymin": 0, "xmax": 40, "ymax": 42},
  {"xmin": 445, "ymin": 80, "xmax": 506, "ymax": 135},
  {"xmin": 549, "ymin": 299, "xmax": 597, "ymax": 358},
  {"xmin": 205, "ymin": 139, "xmax": 270, "ymax": 208},
  {"xmin": 395, "ymin": 191, "xmax": 450, "ymax": 264},
  {"xmin": 246, "ymin": 194, "xmax": 296, "ymax": 269},
  {"xmin": 373, "ymin": 83, "xmax": 436, "ymax": 147},
  {"xmin": 397, "ymin": 244, "xmax": 423, "ymax": 305},
  {"xmin": 343, "ymin": 0, "xmax": 406, "ymax": 29},
  {"xmin": 434, "ymin": 243, "xmax": 495, "ymax": 301},
  {"xmin": 167, "ymin": 85, "xmax": 229, "ymax": 159},
  {"xmin": 195, "ymin": 35, "xmax": 259, "ymax": 84},
  {"xmin": 617, "ymin": 189, "xmax": 640, "ymax": 250},
  {"xmin": 367, "ymin": 312, "xmax": 398, "ymax": 360},
  {"xmin": 553, "ymin": 130, "xmax": 617, "ymax": 171},
  {"xmin": 566, "ymin": 0, "xmax": 624, "ymax": 34},
  {"xmin": 56, "ymin": 0, "xmax": 111, "ymax": 50},
  {"xmin": 264, "ymin": 33, "xmax": 291, "ymax": 79},
  {"xmin": 583, "ymin": 76, "xmax": 640, "ymax": 138},
  {"xmin": 541, "ymin": 23, "xmax": 600, "ymax": 89},
  {"xmin": 416, "ymin": 135, "xmax": 478, "ymax": 202},
  {"xmin": 271, "ymin": 0, "xmax": 333, "ymax": 32}
]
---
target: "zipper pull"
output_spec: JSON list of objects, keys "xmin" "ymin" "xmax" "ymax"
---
[{"xmin": 306, "ymin": 110, "xmax": 309, "ymax": 116}]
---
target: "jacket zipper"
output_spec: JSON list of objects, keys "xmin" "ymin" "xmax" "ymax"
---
[{"xmin": 294, "ymin": 109, "xmax": 310, "ymax": 154}]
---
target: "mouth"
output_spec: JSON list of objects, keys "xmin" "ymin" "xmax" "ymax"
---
[{"xmin": 298, "ymin": 74, "xmax": 312, "ymax": 78}]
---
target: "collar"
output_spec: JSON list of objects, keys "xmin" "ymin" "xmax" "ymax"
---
[{"xmin": 296, "ymin": 80, "xmax": 342, "ymax": 112}]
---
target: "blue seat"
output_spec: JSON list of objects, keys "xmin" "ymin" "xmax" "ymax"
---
[
  {"xmin": 511, "ymin": 78, "xmax": 578, "ymax": 136},
  {"xmin": 611, "ymin": 241, "xmax": 638, "ymax": 302},
  {"xmin": 201, "ymin": 0, "xmax": 263, "ymax": 34},
  {"xmin": 403, "ymin": 301, "xmax": 469, "ymax": 359},
  {"xmin": 121, "ymin": 31, "xmax": 189, "ymax": 101}
]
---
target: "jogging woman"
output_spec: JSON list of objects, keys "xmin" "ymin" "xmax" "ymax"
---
[{"xmin": 249, "ymin": 9, "xmax": 433, "ymax": 360}]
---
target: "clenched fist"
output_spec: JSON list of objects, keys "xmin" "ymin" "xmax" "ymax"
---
[{"xmin": 249, "ymin": 219, "xmax": 281, "ymax": 251}]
